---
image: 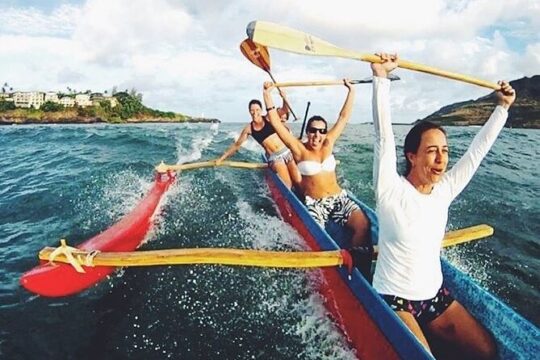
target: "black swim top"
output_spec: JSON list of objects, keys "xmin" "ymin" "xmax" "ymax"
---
[{"xmin": 250, "ymin": 119, "xmax": 275, "ymax": 145}]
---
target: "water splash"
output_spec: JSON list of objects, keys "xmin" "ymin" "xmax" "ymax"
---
[{"xmin": 176, "ymin": 125, "xmax": 219, "ymax": 164}]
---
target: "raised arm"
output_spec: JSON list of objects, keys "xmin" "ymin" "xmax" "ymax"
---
[
  {"xmin": 216, "ymin": 125, "xmax": 251, "ymax": 164},
  {"xmin": 263, "ymin": 82, "xmax": 305, "ymax": 158},
  {"xmin": 371, "ymin": 53, "xmax": 400, "ymax": 196},
  {"xmin": 444, "ymin": 81, "xmax": 516, "ymax": 199},
  {"xmin": 326, "ymin": 80, "xmax": 356, "ymax": 143}
]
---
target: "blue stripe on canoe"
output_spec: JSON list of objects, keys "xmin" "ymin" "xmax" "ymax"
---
[{"xmin": 442, "ymin": 260, "xmax": 540, "ymax": 359}]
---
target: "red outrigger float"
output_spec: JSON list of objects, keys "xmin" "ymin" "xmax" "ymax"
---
[{"xmin": 20, "ymin": 171, "xmax": 175, "ymax": 297}]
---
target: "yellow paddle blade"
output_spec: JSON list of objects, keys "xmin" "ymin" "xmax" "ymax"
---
[
  {"xmin": 39, "ymin": 247, "xmax": 348, "ymax": 269},
  {"xmin": 442, "ymin": 224, "xmax": 494, "ymax": 247},
  {"xmin": 155, "ymin": 160, "xmax": 267, "ymax": 173},
  {"xmin": 247, "ymin": 20, "xmax": 500, "ymax": 90}
]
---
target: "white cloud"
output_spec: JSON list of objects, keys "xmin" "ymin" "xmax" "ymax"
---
[
  {"xmin": 0, "ymin": 4, "xmax": 81, "ymax": 36},
  {"xmin": 73, "ymin": 0, "xmax": 195, "ymax": 65},
  {"xmin": 0, "ymin": 0, "xmax": 538, "ymax": 122}
]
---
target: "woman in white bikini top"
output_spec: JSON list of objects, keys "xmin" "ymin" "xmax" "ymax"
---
[
  {"xmin": 297, "ymin": 154, "xmax": 337, "ymax": 176},
  {"xmin": 262, "ymin": 80, "xmax": 352, "ymax": 198},
  {"xmin": 262, "ymin": 81, "xmax": 372, "ymax": 266},
  {"xmin": 264, "ymin": 80, "xmax": 373, "ymax": 281}
]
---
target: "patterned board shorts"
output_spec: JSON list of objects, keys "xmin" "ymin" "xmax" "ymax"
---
[
  {"xmin": 381, "ymin": 286, "xmax": 455, "ymax": 326},
  {"xmin": 304, "ymin": 190, "xmax": 360, "ymax": 227},
  {"xmin": 267, "ymin": 147, "xmax": 294, "ymax": 165}
]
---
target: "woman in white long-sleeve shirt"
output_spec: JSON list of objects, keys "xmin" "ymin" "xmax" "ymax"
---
[{"xmin": 370, "ymin": 53, "xmax": 515, "ymax": 359}]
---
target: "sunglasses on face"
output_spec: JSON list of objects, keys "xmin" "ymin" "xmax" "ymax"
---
[{"xmin": 306, "ymin": 127, "xmax": 328, "ymax": 135}]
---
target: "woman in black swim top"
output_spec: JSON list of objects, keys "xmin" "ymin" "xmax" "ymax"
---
[{"xmin": 216, "ymin": 92, "xmax": 301, "ymax": 189}]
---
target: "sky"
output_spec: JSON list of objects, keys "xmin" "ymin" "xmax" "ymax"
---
[{"xmin": 1, "ymin": 0, "xmax": 539, "ymax": 123}]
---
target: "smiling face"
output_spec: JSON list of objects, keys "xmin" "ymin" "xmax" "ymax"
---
[
  {"xmin": 406, "ymin": 128, "xmax": 449, "ymax": 189},
  {"xmin": 249, "ymin": 103, "xmax": 262, "ymax": 121},
  {"xmin": 305, "ymin": 119, "xmax": 327, "ymax": 150}
]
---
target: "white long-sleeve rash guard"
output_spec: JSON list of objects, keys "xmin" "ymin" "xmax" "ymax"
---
[{"xmin": 371, "ymin": 77, "xmax": 508, "ymax": 300}]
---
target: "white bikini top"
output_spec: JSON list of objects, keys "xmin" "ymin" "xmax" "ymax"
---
[{"xmin": 297, "ymin": 154, "xmax": 336, "ymax": 176}]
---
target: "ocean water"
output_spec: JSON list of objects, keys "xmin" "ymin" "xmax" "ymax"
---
[{"xmin": 0, "ymin": 122, "xmax": 538, "ymax": 359}]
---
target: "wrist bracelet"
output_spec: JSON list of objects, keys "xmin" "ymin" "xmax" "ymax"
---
[{"xmin": 266, "ymin": 106, "xmax": 276, "ymax": 111}]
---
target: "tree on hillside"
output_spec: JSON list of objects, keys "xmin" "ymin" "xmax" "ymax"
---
[
  {"xmin": 129, "ymin": 87, "xmax": 143, "ymax": 102},
  {"xmin": 41, "ymin": 101, "xmax": 64, "ymax": 112},
  {"xmin": 113, "ymin": 91, "xmax": 145, "ymax": 119},
  {"xmin": 0, "ymin": 100, "xmax": 16, "ymax": 111}
]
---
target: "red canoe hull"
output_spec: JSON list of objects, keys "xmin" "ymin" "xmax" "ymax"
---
[{"xmin": 20, "ymin": 172, "xmax": 175, "ymax": 297}]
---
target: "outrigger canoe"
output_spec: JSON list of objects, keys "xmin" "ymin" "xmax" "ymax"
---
[
  {"xmin": 264, "ymin": 167, "xmax": 539, "ymax": 359},
  {"xmin": 20, "ymin": 171, "xmax": 175, "ymax": 297}
]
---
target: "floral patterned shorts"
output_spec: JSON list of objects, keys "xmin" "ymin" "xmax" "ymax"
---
[{"xmin": 381, "ymin": 286, "xmax": 454, "ymax": 325}]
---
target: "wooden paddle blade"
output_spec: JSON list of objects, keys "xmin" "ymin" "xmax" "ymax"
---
[
  {"xmin": 247, "ymin": 20, "xmax": 361, "ymax": 60},
  {"xmin": 246, "ymin": 20, "xmax": 500, "ymax": 90},
  {"xmin": 239, "ymin": 38, "xmax": 271, "ymax": 72},
  {"xmin": 442, "ymin": 224, "xmax": 494, "ymax": 247},
  {"xmin": 373, "ymin": 224, "xmax": 494, "ymax": 259}
]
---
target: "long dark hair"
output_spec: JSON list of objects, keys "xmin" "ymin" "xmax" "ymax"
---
[
  {"xmin": 306, "ymin": 115, "xmax": 327, "ymax": 130},
  {"xmin": 403, "ymin": 121, "xmax": 446, "ymax": 176}
]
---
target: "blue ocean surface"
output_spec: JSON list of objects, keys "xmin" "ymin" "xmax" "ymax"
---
[{"xmin": 0, "ymin": 122, "xmax": 538, "ymax": 359}]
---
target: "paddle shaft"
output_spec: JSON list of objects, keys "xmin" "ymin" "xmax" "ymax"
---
[
  {"xmin": 248, "ymin": 21, "xmax": 500, "ymax": 90},
  {"xmin": 299, "ymin": 101, "xmax": 311, "ymax": 140},
  {"xmin": 156, "ymin": 160, "xmax": 267, "ymax": 173},
  {"xmin": 274, "ymin": 79, "xmax": 365, "ymax": 87}
]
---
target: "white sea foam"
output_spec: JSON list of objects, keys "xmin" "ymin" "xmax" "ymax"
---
[
  {"xmin": 287, "ymin": 292, "xmax": 357, "ymax": 360},
  {"xmin": 443, "ymin": 245, "xmax": 494, "ymax": 287},
  {"xmin": 176, "ymin": 125, "xmax": 219, "ymax": 164},
  {"xmin": 76, "ymin": 169, "xmax": 152, "ymax": 232}
]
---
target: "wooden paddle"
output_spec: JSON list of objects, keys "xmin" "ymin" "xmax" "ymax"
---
[
  {"xmin": 240, "ymin": 38, "xmax": 299, "ymax": 121},
  {"xmin": 247, "ymin": 21, "xmax": 501, "ymax": 90},
  {"xmin": 274, "ymin": 75, "xmax": 400, "ymax": 88},
  {"xmin": 40, "ymin": 224, "xmax": 493, "ymax": 270},
  {"xmin": 155, "ymin": 160, "xmax": 267, "ymax": 173}
]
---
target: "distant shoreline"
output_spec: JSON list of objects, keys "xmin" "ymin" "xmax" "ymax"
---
[{"xmin": 0, "ymin": 116, "xmax": 220, "ymax": 125}]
